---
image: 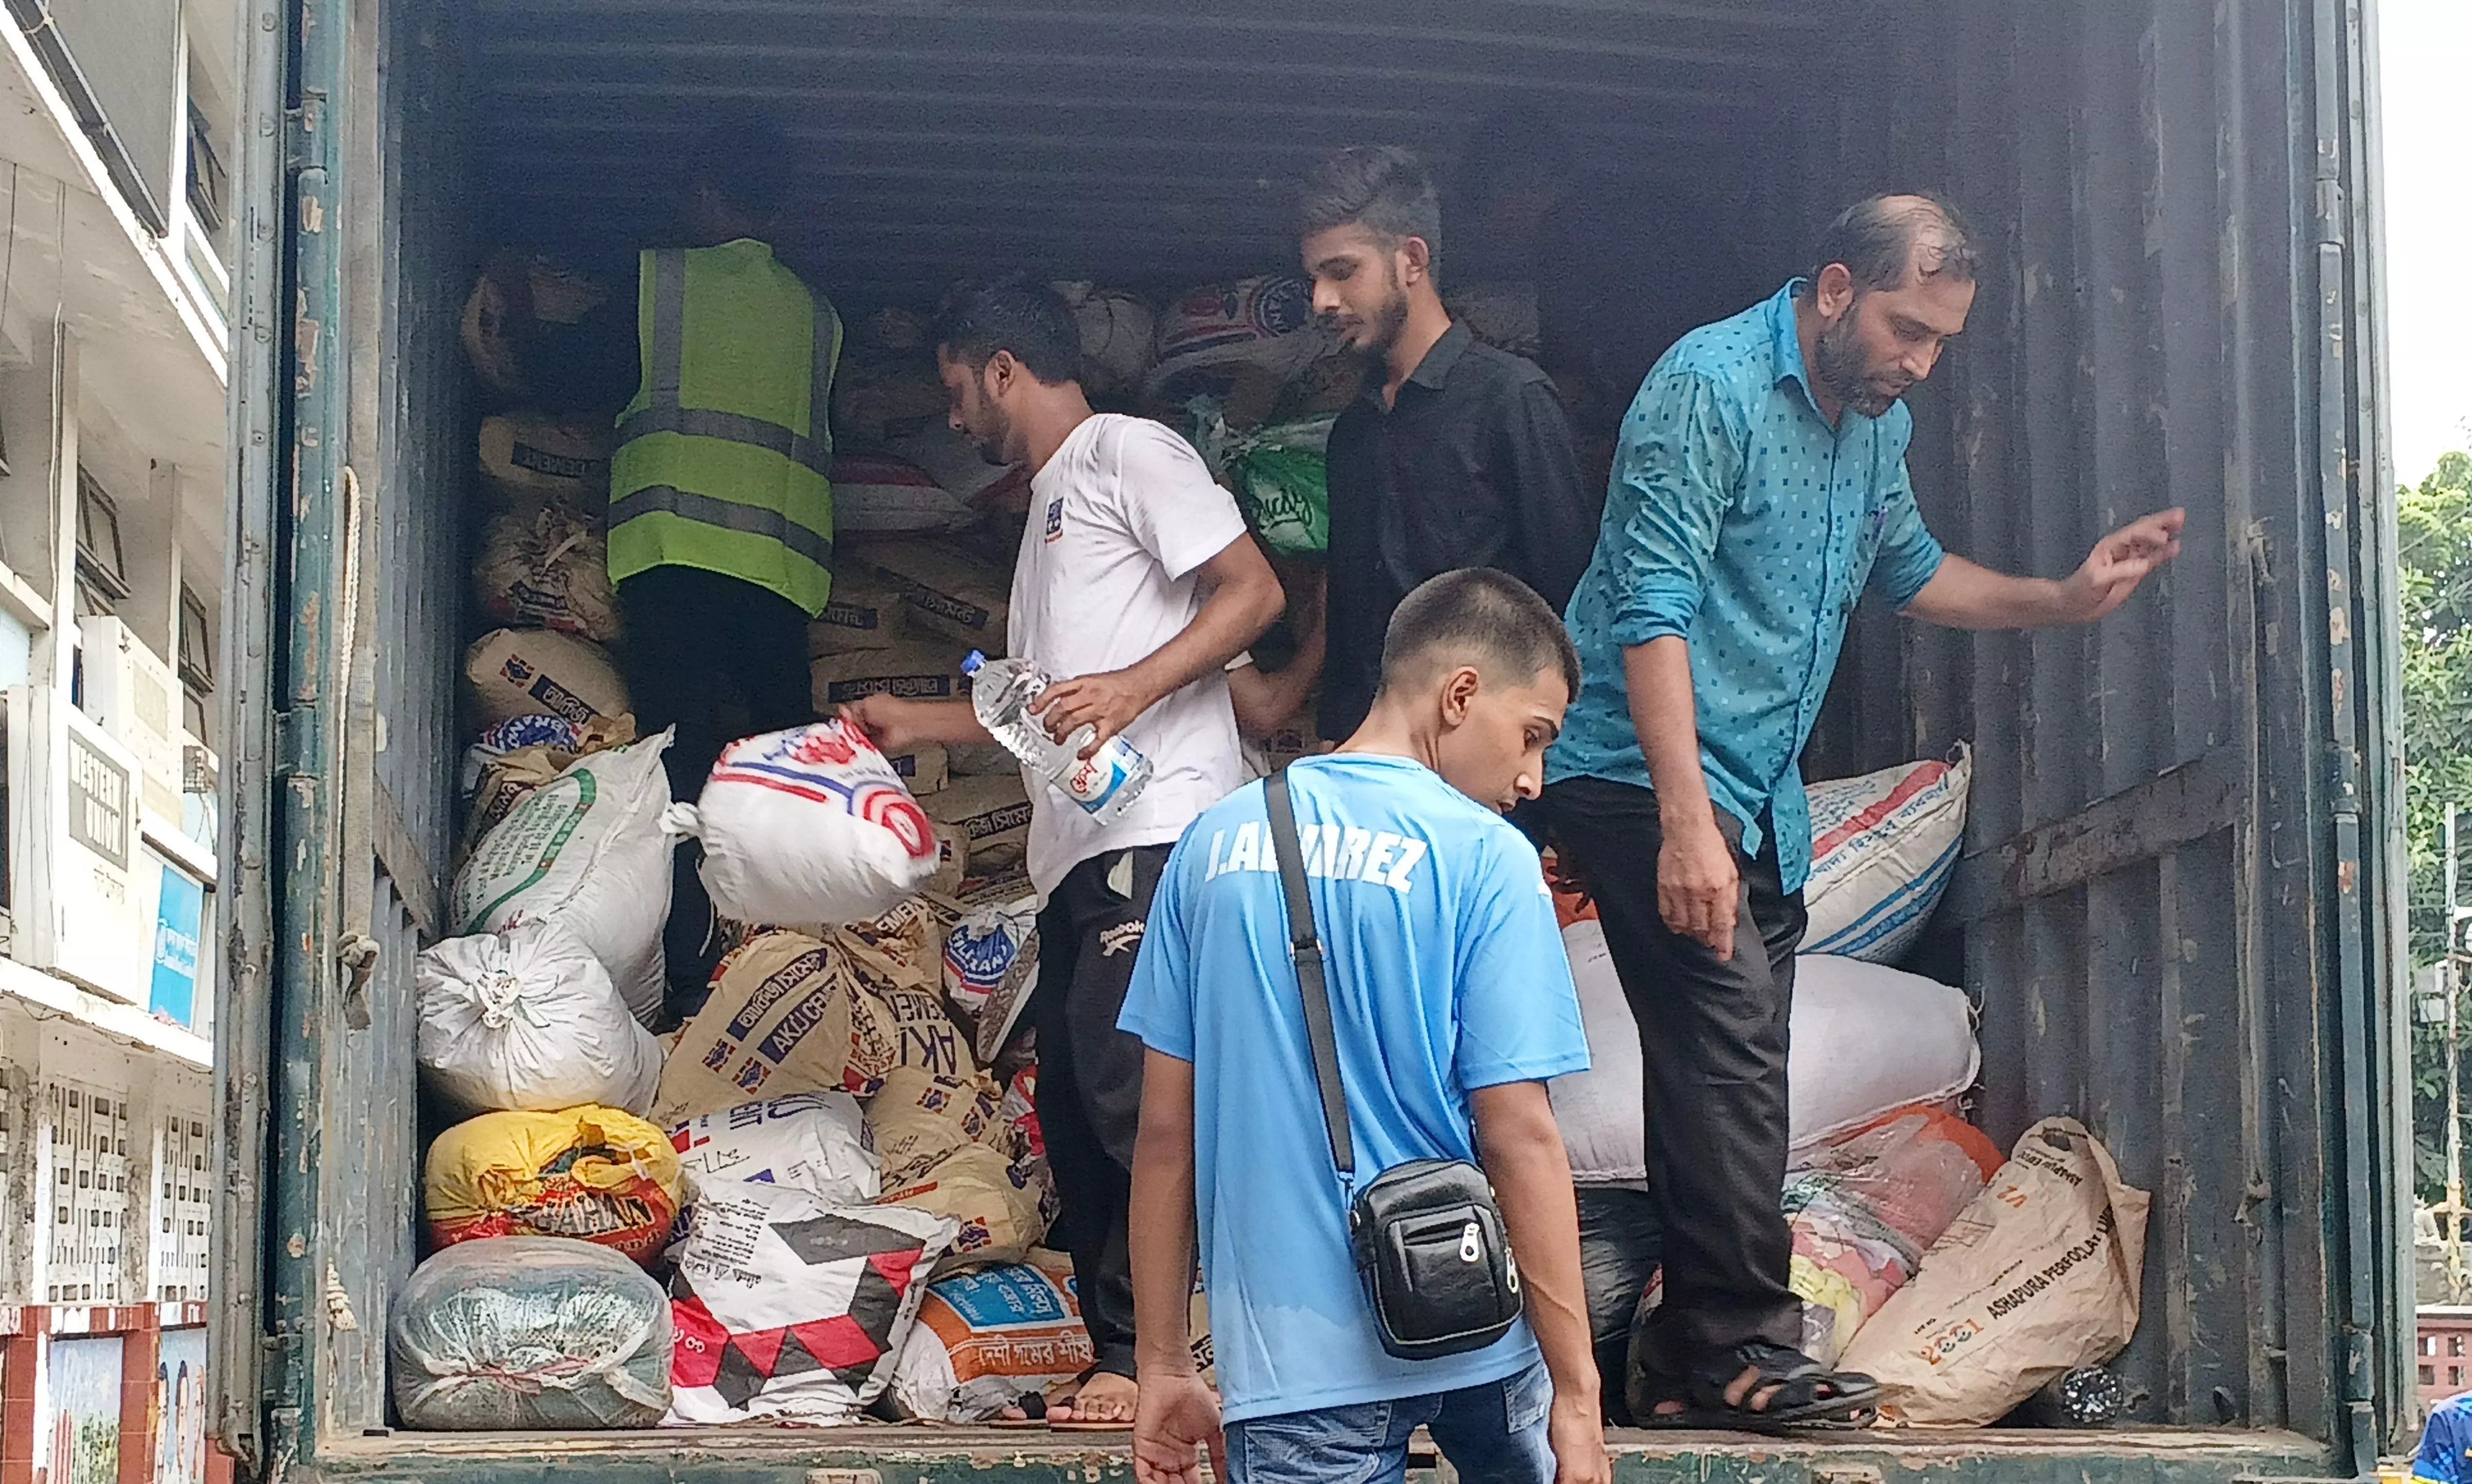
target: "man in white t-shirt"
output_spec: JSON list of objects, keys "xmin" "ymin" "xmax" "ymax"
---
[{"xmin": 845, "ymin": 279, "xmax": 1285, "ymax": 1427}]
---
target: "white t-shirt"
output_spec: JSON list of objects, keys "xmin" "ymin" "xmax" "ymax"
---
[{"xmin": 1010, "ymin": 413, "xmax": 1249, "ymax": 899}]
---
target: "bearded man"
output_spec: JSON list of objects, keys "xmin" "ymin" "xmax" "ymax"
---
[
  {"xmin": 1300, "ymin": 145, "xmax": 1598, "ymax": 745},
  {"xmin": 1538, "ymin": 193, "xmax": 2184, "ymax": 1427}
]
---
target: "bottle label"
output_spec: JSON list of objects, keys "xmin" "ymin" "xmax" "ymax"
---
[{"xmin": 1062, "ymin": 743, "xmax": 1139, "ymax": 813}]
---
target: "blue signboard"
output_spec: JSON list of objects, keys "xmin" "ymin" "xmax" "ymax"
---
[{"xmin": 149, "ymin": 858, "xmax": 204, "ymax": 1027}]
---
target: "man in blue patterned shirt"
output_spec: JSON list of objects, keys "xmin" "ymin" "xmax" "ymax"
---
[{"xmin": 1536, "ymin": 195, "xmax": 2183, "ymax": 1427}]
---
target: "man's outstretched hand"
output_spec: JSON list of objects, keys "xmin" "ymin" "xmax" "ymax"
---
[{"xmin": 2065, "ymin": 507, "xmax": 2186, "ymax": 622}]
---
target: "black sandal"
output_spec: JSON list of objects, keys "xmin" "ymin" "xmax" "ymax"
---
[{"xmin": 1637, "ymin": 1342, "xmax": 1880, "ymax": 1433}]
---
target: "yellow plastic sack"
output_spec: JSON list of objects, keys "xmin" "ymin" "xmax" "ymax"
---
[{"xmin": 424, "ymin": 1106, "xmax": 681, "ymax": 1266}]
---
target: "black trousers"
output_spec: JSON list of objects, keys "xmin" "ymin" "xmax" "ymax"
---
[
  {"xmin": 1539, "ymin": 776, "xmax": 1806, "ymax": 1381},
  {"xmin": 617, "ymin": 564, "xmax": 815, "ymax": 1014},
  {"xmin": 1032, "ymin": 844, "xmax": 1170, "ymax": 1379}
]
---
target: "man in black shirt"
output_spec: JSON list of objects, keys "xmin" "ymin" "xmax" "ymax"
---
[{"xmin": 1299, "ymin": 145, "xmax": 1599, "ymax": 742}]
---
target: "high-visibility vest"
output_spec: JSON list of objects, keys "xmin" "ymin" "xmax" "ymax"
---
[{"xmin": 607, "ymin": 239, "xmax": 843, "ymax": 616}]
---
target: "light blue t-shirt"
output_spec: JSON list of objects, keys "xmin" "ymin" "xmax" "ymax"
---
[{"xmin": 1118, "ymin": 753, "xmax": 1591, "ymax": 1423}]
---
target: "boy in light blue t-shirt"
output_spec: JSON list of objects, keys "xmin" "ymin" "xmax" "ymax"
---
[{"xmin": 1118, "ymin": 570, "xmax": 1608, "ymax": 1484}]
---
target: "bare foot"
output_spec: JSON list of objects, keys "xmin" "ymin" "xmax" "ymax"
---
[{"xmin": 1053, "ymin": 1371, "xmax": 1138, "ymax": 1425}]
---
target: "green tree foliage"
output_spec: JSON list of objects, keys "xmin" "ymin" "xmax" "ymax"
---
[{"xmin": 2404, "ymin": 451, "xmax": 2472, "ymax": 1201}]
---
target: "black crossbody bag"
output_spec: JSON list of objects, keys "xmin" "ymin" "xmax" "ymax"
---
[{"xmin": 1263, "ymin": 766, "xmax": 1523, "ymax": 1361}]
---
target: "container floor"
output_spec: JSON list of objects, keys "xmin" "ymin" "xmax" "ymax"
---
[{"xmin": 302, "ymin": 1422, "xmax": 2337, "ymax": 1483}]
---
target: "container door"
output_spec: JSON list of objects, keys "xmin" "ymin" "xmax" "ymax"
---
[{"xmin": 204, "ymin": 0, "xmax": 291, "ymax": 1462}]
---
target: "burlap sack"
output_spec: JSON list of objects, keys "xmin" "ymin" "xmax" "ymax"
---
[{"xmin": 1838, "ymin": 1116, "xmax": 2150, "ymax": 1425}]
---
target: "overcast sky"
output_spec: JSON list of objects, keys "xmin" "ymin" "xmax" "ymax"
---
[{"xmin": 2380, "ymin": 0, "xmax": 2471, "ymax": 486}]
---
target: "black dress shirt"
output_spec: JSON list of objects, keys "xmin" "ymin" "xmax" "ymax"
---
[{"xmin": 1317, "ymin": 321, "xmax": 1600, "ymax": 739}]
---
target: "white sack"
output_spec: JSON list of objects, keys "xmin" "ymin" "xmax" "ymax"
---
[
  {"xmin": 1547, "ymin": 926, "xmax": 1979, "ymax": 1181},
  {"xmin": 664, "ymin": 1187, "xmax": 955, "ymax": 1426},
  {"xmin": 452, "ymin": 730, "xmax": 677, "ymax": 1025},
  {"xmin": 676, "ymin": 720, "xmax": 942, "ymax": 928},
  {"xmin": 417, "ymin": 920, "xmax": 663, "ymax": 1117},
  {"xmin": 669, "ymin": 1091, "xmax": 879, "ymax": 1204}
]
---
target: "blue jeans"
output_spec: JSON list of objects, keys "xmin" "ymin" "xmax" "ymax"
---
[{"xmin": 1223, "ymin": 1361, "xmax": 1555, "ymax": 1484}]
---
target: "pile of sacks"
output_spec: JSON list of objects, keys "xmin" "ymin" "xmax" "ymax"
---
[
  {"xmin": 1551, "ymin": 743, "xmax": 2154, "ymax": 1423},
  {"xmin": 395, "ymin": 715, "xmax": 1066, "ymax": 1430}
]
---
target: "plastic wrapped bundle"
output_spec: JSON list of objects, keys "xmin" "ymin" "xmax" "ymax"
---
[{"xmin": 389, "ymin": 1237, "xmax": 672, "ymax": 1429}]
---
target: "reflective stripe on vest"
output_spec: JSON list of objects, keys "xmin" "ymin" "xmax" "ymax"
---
[
  {"xmin": 607, "ymin": 484, "xmax": 833, "ymax": 570},
  {"xmin": 608, "ymin": 243, "xmax": 842, "ymax": 614},
  {"xmin": 616, "ymin": 249, "xmax": 839, "ymax": 474}
]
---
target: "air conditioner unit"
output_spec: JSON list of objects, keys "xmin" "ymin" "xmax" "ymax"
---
[
  {"xmin": 77, "ymin": 617, "xmax": 183, "ymax": 829},
  {"xmin": 6, "ymin": 685, "xmax": 153, "ymax": 1002}
]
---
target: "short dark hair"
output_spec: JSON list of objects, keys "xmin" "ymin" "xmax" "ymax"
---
[
  {"xmin": 684, "ymin": 112, "xmax": 795, "ymax": 223},
  {"xmin": 932, "ymin": 278, "xmax": 1083, "ymax": 385},
  {"xmin": 1377, "ymin": 568, "xmax": 1580, "ymax": 700},
  {"xmin": 1299, "ymin": 146, "xmax": 1443, "ymax": 264},
  {"xmin": 1801, "ymin": 193, "xmax": 1979, "ymax": 298}
]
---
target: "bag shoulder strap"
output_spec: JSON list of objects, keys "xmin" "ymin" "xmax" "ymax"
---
[{"xmin": 1266, "ymin": 767, "xmax": 1354, "ymax": 1178}]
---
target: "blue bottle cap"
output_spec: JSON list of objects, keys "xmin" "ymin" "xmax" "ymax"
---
[{"xmin": 961, "ymin": 650, "xmax": 986, "ymax": 676}]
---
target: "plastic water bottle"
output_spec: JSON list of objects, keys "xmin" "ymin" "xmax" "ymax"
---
[{"xmin": 962, "ymin": 651, "xmax": 1153, "ymax": 824}]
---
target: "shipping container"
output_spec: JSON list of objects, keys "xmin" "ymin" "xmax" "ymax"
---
[{"xmin": 208, "ymin": 0, "xmax": 2410, "ymax": 1480}]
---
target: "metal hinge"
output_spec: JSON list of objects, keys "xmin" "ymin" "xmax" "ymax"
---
[
  {"xmin": 271, "ymin": 709, "xmax": 319, "ymax": 780},
  {"xmin": 2326, "ymin": 743, "xmax": 2361, "ymax": 809}
]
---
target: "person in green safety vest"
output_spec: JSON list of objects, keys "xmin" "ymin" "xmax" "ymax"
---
[{"xmin": 555, "ymin": 112, "xmax": 843, "ymax": 1014}]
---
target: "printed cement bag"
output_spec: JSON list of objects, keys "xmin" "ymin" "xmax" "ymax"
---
[
  {"xmin": 391, "ymin": 1236, "xmax": 672, "ymax": 1430},
  {"xmin": 876, "ymin": 1142, "xmax": 1054, "ymax": 1270},
  {"xmin": 452, "ymin": 731, "xmax": 677, "ymax": 1025},
  {"xmin": 477, "ymin": 411, "xmax": 613, "ymax": 506},
  {"xmin": 458, "ymin": 713, "xmax": 637, "ymax": 857},
  {"xmin": 656, "ymin": 931, "xmax": 867, "ymax": 1122},
  {"xmin": 810, "ymin": 641, "xmax": 967, "ymax": 712},
  {"xmin": 1789, "ymin": 955, "xmax": 1979, "ymax": 1154},
  {"xmin": 886, "ymin": 741, "xmax": 950, "ymax": 798},
  {"xmin": 888, "ymin": 1253, "xmax": 1093, "ymax": 1422},
  {"xmin": 1802, "ymin": 745, "xmax": 1972, "ymax": 962},
  {"xmin": 424, "ymin": 1106, "xmax": 683, "ymax": 1265},
  {"xmin": 657, "ymin": 928, "xmax": 977, "ymax": 1123},
  {"xmin": 1783, "ymin": 1109, "xmax": 2004, "ymax": 1364},
  {"xmin": 943, "ymin": 895, "xmax": 1039, "ymax": 1029},
  {"xmin": 866, "ymin": 1066, "xmax": 1011, "ymax": 1169},
  {"xmin": 464, "ymin": 628, "xmax": 630, "ymax": 733},
  {"xmin": 809, "ymin": 570, "xmax": 909, "ymax": 657},
  {"xmin": 1839, "ymin": 1117, "xmax": 2151, "ymax": 1424},
  {"xmin": 834, "ymin": 453, "xmax": 978, "ymax": 535},
  {"xmin": 678, "ymin": 721, "xmax": 940, "ymax": 927},
  {"xmin": 666, "ymin": 1186, "xmax": 955, "ymax": 1424},
  {"xmin": 1547, "ymin": 929, "xmax": 1980, "ymax": 1176},
  {"xmin": 474, "ymin": 503, "xmax": 621, "ymax": 643},
  {"xmin": 1145, "ymin": 275, "xmax": 1329, "ymax": 402},
  {"xmin": 853, "ymin": 540, "xmax": 1010, "ymax": 650},
  {"xmin": 668, "ymin": 1091, "xmax": 877, "ymax": 1204},
  {"xmin": 416, "ymin": 920, "xmax": 664, "ymax": 1118},
  {"xmin": 928, "ymin": 775, "xmax": 1033, "ymax": 880}
]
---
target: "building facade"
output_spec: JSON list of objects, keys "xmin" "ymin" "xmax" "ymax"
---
[{"xmin": 0, "ymin": 2, "xmax": 236, "ymax": 1481}]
